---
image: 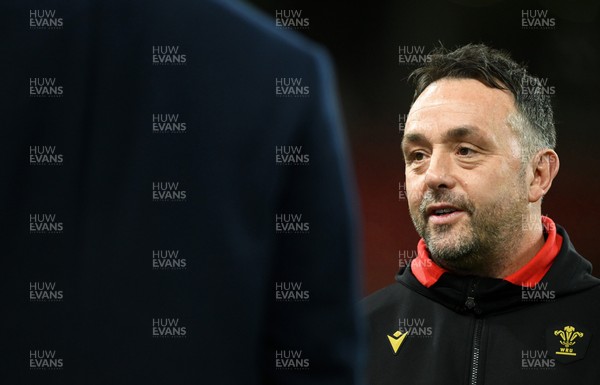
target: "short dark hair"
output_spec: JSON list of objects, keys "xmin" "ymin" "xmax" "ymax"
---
[{"xmin": 409, "ymin": 44, "xmax": 556, "ymax": 160}]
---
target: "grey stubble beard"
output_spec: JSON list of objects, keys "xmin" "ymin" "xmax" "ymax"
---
[{"xmin": 409, "ymin": 187, "xmax": 528, "ymax": 277}]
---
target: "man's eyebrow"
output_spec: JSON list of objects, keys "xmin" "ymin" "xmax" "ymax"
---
[
  {"xmin": 443, "ymin": 126, "xmax": 483, "ymax": 141},
  {"xmin": 402, "ymin": 125, "xmax": 485, "ymax": 149},
  {"xmin": 401, "ymin": 133, "xmax": 427, "ymax": 148}
]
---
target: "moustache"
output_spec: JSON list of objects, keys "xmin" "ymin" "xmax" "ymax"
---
[{"xmin": 418, "ymin": 190, "xmax": 475, "ymax": 217}]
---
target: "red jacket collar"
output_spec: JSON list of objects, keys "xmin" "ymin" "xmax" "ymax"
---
[{"xmin": 411, "ymin": 216, "xmax": 563, "ymax": 288}]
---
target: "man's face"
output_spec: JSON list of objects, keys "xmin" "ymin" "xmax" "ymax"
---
[{"xmin": 402, "ymin": 78, "xmax": 530, "ymax": 275}]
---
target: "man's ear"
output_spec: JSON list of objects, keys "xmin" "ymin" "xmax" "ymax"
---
[{"xmin": 528, "ymin": 149, "xmax": 560, "ymax": 203}]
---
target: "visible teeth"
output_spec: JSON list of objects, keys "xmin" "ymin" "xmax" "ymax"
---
[{"xmin": 434, "ymin": 208, "xmax": 455, "ymax": 215}]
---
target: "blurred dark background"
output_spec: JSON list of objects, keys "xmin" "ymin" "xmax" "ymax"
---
[{"xmin": 249, "ymin": 0, "xmax": 600, "ymax": 295}]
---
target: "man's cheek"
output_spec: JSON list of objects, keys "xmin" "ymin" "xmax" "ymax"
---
[
  {"xmin": 403, "ymin": 177, "xmax": 422, "ymax": 202},
  {"xmin": 406, "ymin": 192, "xmax": 425, "ymax": 221}
]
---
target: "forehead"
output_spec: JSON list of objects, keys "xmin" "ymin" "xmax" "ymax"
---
[{"xmin": 405, "ymin": 78, "xmax": 516, "ymax": 140}]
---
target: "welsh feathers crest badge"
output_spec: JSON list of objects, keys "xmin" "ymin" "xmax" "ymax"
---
[{"xmin": 546, "ymin": 324, "xmax": 591, "ymax": 364}]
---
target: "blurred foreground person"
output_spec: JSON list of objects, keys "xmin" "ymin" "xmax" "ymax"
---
[{"xmin": 0, "ymin": 0, "xmax": 364, "ymax": 383}]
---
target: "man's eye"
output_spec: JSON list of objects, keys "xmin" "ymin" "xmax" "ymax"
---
[
  {"xmin": 457, "ymin": 147, "xmax": 474, "ymax": 156},
  {"xmin": 413, "ymin": 152, "xmax": 425, "ymax": 161}
]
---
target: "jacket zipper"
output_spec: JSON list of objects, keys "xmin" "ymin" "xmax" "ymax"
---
[
  {"xmin": 465, "ymin": 279, "xmax": 482, "ymax": 385},
  {"xmin": 470, "ymin": 319, "xmax": 483, "ymax": 385}
]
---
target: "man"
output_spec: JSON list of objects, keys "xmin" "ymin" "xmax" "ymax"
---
[
  {"xmin": 363, "ymin": 44, "xmax": 600, "ymax": 384},
  {"xmin": 1, "ymin": 0, "xmax": 363, "ymax": 384}
]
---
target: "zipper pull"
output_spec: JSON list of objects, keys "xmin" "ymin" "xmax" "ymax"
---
[
  {"xmin": 464, "ymin": 279, "xmax": 481, "ymax": 314},
  {"xmin": 465, "ymin": 296, "xmax": 476, "ymax": 310}
]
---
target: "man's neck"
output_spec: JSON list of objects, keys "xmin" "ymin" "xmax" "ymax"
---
[
  {"xmin": 493, "ymin": 228, "xmax": 545, "ymax": 279},
  {"xmin": 435, "ymin": 221, "xmax": 546, "ymax": 279}
]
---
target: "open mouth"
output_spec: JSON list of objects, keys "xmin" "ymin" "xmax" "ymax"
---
[
  {"xmin": 432, "ymin": 208, "xmax": 458, "ymax": 216},
  {"xmin": 427, "ymin": 204, "xmax": 462, "ymax": 216},
  {"xmin": 426, "ymin": 204, "xmax": 466, "ymax": 225}
]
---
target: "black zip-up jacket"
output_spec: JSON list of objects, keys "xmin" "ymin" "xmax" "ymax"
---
[{"xmin": 363, "ymin": 222, "xmax": 600, "ymax": 385}]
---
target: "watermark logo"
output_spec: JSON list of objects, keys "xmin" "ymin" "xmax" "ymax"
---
[
  {"xmin": 152, "ymin": 318, "xmax": 187, "ymax": 338},
  {"xmin": 398, "ymin": 113, "xmax": 407, "ymax": 133},
  {"xmin": 521, "ymin": 281, "xmax": 555, "ymax": 302},
  {"xmin": 521, "ymin": 350, "xmax": 555, "ymax": 369},
  {"xmin": 521, "ymin": 10, "xmax": 556, "ymax": 29},
  {"xmin": 152, "ymin": 249, "xmax": 187, "ymax": 270},
  {"xmin": 29, "ymin": 350, "xmax": 63, "ymax": 370},
  {"xmin": 152, "ymin": 45, "xmax": 187, "ymax": 65},
  {"xmin": 399, "ymin": 182, "xmax": 407, "ymax": 200},
  {"xmin": 29, "ymin": 213, "xmax": 63, "ymax": 234},
  {"xmin": 399, "ymin": 318, "xmax": 433, "ymax": 337},
  {"xmin": 275, "ymin": 213, "xmax": 310, "ymax": 234},
  {"xmin": 275, "ymin": 10, "xmax": 309, "ymax": 29},
  {"xmin": 29, "ymin": 10, "xmax": 63, "ymax": 30},
  {"xmin": 398, "ymin": 45, "xmax": 431, "ymax": 65},
  {"xmin": 275, "ymin": 282, "xmax": 310, "ymax": 302},
  {"xmin": 29, "ymin": 281, "xmax": 63, "ymax": 302},
  {"xmin": 152, "ymin": 182, "xmax": 187, "ymax": 202},
  {"xmin": 29, "ymin": 145, "xmax": 63, "ymax": 166},
  {"xmin": 521, "ymin": 214, "xmax": 556, "ymax": 232},
  {"xmin": 398, "ymin": 249, "xmax": 420, "ymax": 269},
  {"xmin": 275, "ymin": 77, "xmax": 310, "ymax": 97},
  {"xmin": 152, "ymin": 113, "xmax": 187, "ymax": 134},
  {"xmin": 29, "ymin": 77, "xmax": 63, "ymax": 97},
  {"xmin": 275, "ymin": 350, "xmax": 310, "ymax": 370},
  {"xmin": 398, "ymin": 182, "xmax": 423, "ymax": 201},
  {"xmin": 522, "ymin": 77, "xmax": 555, "ymax": 96},
  {"xmin": 275, "ymin": 145, "xmax": 309, "ymax": 165}
]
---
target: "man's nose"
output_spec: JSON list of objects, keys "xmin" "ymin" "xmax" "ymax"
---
[{"xmin": 424, "ymin": 152, "xmax": 456, "ymax": 190}]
